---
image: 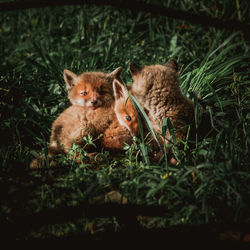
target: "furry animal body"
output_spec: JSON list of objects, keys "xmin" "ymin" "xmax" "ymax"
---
[
  {"xmin": 48, "ymin": 67, "xmax": 122, "ymax": 156},
  {"xmin": 130, "ymin": 59, "xmax": 194, "ymax": 144}
]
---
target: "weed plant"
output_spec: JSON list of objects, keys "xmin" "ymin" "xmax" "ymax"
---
[{"xmin": 0, "ymin": 0, "xmax": 249, "ymax": 239}]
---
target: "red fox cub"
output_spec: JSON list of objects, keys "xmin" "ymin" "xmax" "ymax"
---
[
  {"xmin": 30, "ymin": 67, "xmax": 122, "ymax": 168},
  {"xmin": 101, "ymin": 79, "xmax": 139, "ymax": 151},
  {"xmin": 48, "ymin": 67, "xmax": 123, "ymax": 157}
]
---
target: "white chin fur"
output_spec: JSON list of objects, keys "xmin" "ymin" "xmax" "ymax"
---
[
  {"xmin": 72, "ymin": 99, "xmax": 86, "ymax": 106},
  {"xmin": 86, "ymin": 102, "xmax": 94, "ymax": 108}
]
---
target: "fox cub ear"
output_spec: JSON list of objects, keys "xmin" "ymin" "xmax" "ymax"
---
[
  {"xmin": 113, "ymin": 79, "xmax": 128, "ymax": 100},
  {"xmin": 129, "ymin": 62, "xmax": 142, "ymax": 76},
  {"xmin": 63, "ymin": 69, "xmax": 78, "ymax": 91},
  {"xmin": 165, "ymin": 59, "xmax": 178, "ymax": 71},
  {"xmin": 108, "ymin": 67, "xmax": 122, "ymax": 80}
]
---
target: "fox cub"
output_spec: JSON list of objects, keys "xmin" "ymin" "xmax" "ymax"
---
[
  {"xmin": 30, "ymin": 68, "xmax": 139, "ymax": 168},
  {"xmin": 101, "ymin": 79, "xmax": 139, "ymax": 151},
  {"xmin": 30, "ymin": 67, "xmax": 121, "ymax": 168},
  {"xmin": 129, "ymin": 59, "xmax": 194, "ymax": 146},
  {"xmin": 48, "ymin": 67, "xmax": 123, "ymax": 156}
]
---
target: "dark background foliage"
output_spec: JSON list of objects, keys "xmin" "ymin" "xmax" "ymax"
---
[{"xmin": 0, "ymin": 0, "xmax": 249, "ymax": 240}]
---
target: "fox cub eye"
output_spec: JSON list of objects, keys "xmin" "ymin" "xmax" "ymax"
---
[
  {"xmin": 125, "ymin": 115, "xmax": 132, "ymax": 122},
  {"xmin": 81, "ymin": 91, "xmax": 88, "ymax": 96}
]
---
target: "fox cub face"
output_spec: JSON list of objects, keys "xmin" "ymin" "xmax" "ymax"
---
[
  {"xmin": 113, "ymin": 79, "xmax": 139, "ymax": 136},
  {"xmin": 63, "ymin": 67, "xmax": 122, "ymax": 109}
]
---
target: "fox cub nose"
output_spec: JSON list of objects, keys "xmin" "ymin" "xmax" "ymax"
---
[{"xmin": 91, "ymin": 100, "xmax": 98, "ymax": 105}]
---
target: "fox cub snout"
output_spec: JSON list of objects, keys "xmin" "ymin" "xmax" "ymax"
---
[{"xmin": 64, "ymin": 67, "xmax": 122, "ymax": 109}]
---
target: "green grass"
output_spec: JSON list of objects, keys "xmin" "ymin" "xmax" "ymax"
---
[{"xmin": 0, "ymin": 0, "xmax": 250, "ymax": 239}]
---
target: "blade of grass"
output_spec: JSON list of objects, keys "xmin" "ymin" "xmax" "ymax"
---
[{"xmin": 129, "ymin": 95, "xmax": 163, "ymax": 153}]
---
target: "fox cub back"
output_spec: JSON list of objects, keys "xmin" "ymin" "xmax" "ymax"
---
[{"xmin": 130, "ymin": 59, "xmax": 194, "ymax": 142}]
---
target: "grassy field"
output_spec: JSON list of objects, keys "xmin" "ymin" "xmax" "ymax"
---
[{"xmin": 0, "ymin": 0, "xmax": 250, "ymax": 240}]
